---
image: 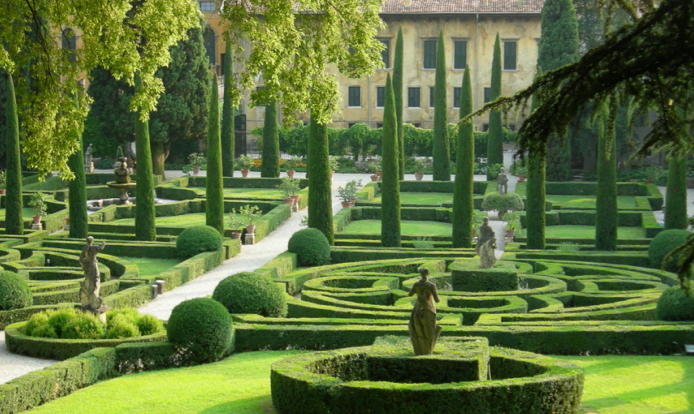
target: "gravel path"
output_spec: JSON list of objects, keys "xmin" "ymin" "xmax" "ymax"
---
[{"xmin": 0, "ymin": 331, "xmax": 57, "ymax": 384}]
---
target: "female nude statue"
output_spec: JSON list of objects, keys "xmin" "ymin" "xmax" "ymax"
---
[
  {"xmin": 79, "ymin": 236, "xmax": 106, "ymax": 312},
  {"xmin": 408, "ymin": 267, "xmax": 443, "ymax": 355}
]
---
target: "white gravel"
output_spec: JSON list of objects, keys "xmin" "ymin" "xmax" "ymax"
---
[{"xmin": 0, "ymin": 331, "xmax": 57, "ymax": 384}]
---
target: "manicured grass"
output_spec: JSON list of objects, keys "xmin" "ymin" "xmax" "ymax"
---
[
  {"xmin": 373, "ymin": 192, "xmax": 453, "ymax": 205},
  {"xmin": 27, "ymin": 353, "xmax": 694, "ymax": 414},
  {"xmin": 544, "ymin": 225, "xmax": 646, "ymax": 239},
  {"xmin": 545, "ymin": 195, "xmax": 638, "ymax": 209},
  {"xmin": 0, "ymin": 208, "xmax": 42, "ymax": 219},
  {"xmin": 190, "ymin": 187, "xmax": 284, "ymax": 200},
  {"xmin": 122, "ymin": 257, "xmax": 181, "ymax": 278},
  {"xmin": 111, "ymin": 213, "xmax": 251, "ymax": 228},
  {"xmin": 340, "ymin": 219, "xmax": 452, "ymax": 237}
]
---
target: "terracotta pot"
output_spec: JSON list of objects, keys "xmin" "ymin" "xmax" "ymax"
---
[
  {"xmin": 241, "ymin": 169, "xmax": 250, "ymax": 177},
  {"xmin": 645, "ymin": 179, "xmax": 654, "ymax": 184},
  {"xmin": 517, "ymin": 175, "xmax": 526, "ymax": 182},
  {"xmin": 505, "ymin": 229, "xmax": 515, "ymax": 239},
  {"xmin": 292, "ymin": 195, "xmax": 300, "ymax": 204},
  {"xmin": 349, "ymin": 197, "xmax": 358, "ymax": 206},
  {"xmin": 231, "ymin": 231, "xmax": 242, "ymax": 240},
  {"xmin": 33, "ymin": 216, "xmax": 41, "ymax": 225},
  {"xmin": 246, "ymin": 224, "xmax": 256, "ymax": 234},
  {"xmin": 376, "ymin": 171, "xmax": 382, "ymax": 178},
  {"xmin": 414, "ymin": 172, "xmax": 424, "ymax": 181},
  {"xmin": 0, "ymin": 189, "xmax": 5, "ymax": 195},
  {"xmin": 284, "ymin": 198, "xmax": 295, "ymax": 205},
  {"xmin": 370, "ymin": 174, "xmax": 380, "ymax": 182},
  {"xmin": 287, "ymin": 170, "xmax": 295, "ymax": 178},
  {"xmin": 192, "ymin": 166, "xmax": 201, "ymax": 175},
  {"xmin": 341, "ymin": 201, "xmax": 352, "ymax": 208}
]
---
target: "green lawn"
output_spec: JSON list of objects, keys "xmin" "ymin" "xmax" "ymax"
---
[
  {"xmin": 111, "ymin": 213, "xmax": 251, "ymax": 228},
  {"xmin": 122, "ymin": 257, "xmax": 181, "ymax": 278},
  {"xmin": 544, "ymin": 225, "xmax": 646, "ymax": 239},
  {"xmin": 0, "ymin": 208, "xmax": 42, "ymax": 220},
  {"xmin": 372, "ymin": 192, "xmax": 454, "ymax": 205},
  {"xmin": 28, "ymin": 353, "xmax": 694, "ymax": 414},
  {"xmin": 545, "ymin": 195, "xmax": 638, "ymax": 209},
  {"xmin": 340, "ymin": 220, "xmax": 452, "ymax": 237},
  {"xmin": 190, "ymin": 187, "xmax": 284, "ymax": 200}
]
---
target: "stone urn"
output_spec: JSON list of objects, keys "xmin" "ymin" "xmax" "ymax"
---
[
  {"xmin": 370, "ymin": 174, "xmax": 380, "ymax": 182},
  {"xmin": 286, "ymin": 170, "xmax": 295, "ymax": 178},
  {"xmin": 241, "ymin": 169, "xmax": 250, "ymax": 177},
  {"xmin": 246, "ymin": 224, "xmax": 256, "ymax": 234},
  {"xmin": 193, "ymin": 166, "xmax": 201, "ymax": 175}
]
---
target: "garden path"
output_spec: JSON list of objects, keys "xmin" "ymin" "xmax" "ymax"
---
[{"xmin": 0, "ymin": 331, "xmax": 57, "ymax": 384}]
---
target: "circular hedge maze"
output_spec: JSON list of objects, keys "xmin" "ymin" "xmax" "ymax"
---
[
  {"xmin": 271, "ymin": 336, "xmax": 583, "ymax": 414},
  {"xmin": 233, "ymin": 257, "xmax": 690, "ymax": 355}
]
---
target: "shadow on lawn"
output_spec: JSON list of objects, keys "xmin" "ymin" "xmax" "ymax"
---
[{"xmin": 198, "ymin": 395, "xmax": 276, "ymax": 414}]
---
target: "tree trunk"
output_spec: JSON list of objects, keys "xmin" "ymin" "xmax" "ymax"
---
[{"xmin": 152, "ymin": 140, "xmax": 167, "ymax": 180}]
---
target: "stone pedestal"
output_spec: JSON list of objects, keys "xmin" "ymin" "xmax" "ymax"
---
[
  {"xmin": 151, "ymin": 284, "xmax": 159, "ymax": 299},
  {"xmin": 292, "ymin": 203, "xmax": 299, "ymax": 213},
  {"xmin": 450, "ymin": 260, "xmax": 518, "ymax": 292},
  {"xmin": 155, "ymin": 279, "xmax": 165, "ymax": 294},
  {"xmin": 31, "ymin": 223, "xmax": 42, "ymax": 231},
  {"xmin": 245, "ymin": 233, "xmax": 256, "ymax": 245},
  {"xmin": 85, "ymin": 162, "xmax": 94, "ymax": 173}
]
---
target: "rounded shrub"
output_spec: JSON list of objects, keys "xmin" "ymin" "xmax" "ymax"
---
[
  {"xmin": 106, "ymin": 315, "xmax": 140, "ymax": 339},
  {"xmin": 0, "ymin": 271, "xmax": 32, "ymax": 311},
  {"xmin": 23, "ymin": 312, "xmax": 50, "ymax": 337},
  {"xmin": 167, "ymin": 297, "xmax": 232, "ymax": 363},
  {"xmin": 62, "ymin": 312, "xmax": 105, "ymax": 340},
  {"xmin": 656, "ymin": 286, "xmax": 694, "ymax": 321},
  {"xmin": 30, "ymin": 323, "xmax": 58, "ymax": 339},
  {"xmin": 481, "ymin": 192, "xmax": 524, "ymax": 218},
  {"xmin": 46, "ymin": 308, "xmax": 78, "ymax": 337},
  {"xmin": 213, "ymin": 272, "xmax": 287, "ymax": 317},
  {"xmin": 106, "ymin": 308, "xmax": 140, "ymax": 326},
  {"xmin": 648, "ymin": 229, "xmax": 691, "ymax": 272},
  {"xmin": 287, "ymin": 228, "xmax": 331, "ymax": 266},
  {"xmin": 176, "ymin": 225, "xmax": 223, "ymax": 258},
  {"xmin": 136, "ymin": 314, "xmax": 164, "ymax": 336}
]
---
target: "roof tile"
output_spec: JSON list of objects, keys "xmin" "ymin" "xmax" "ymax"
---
[{"xmin": 380, "ymin": 0, "xmax": 543, "ymax": 14}]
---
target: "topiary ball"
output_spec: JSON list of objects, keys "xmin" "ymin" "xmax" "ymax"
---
[
  {"xmin": 176, "ymin": 225, "xmax": 223, "ymax": 259},
  {"xmin": 106, "ymin": 315, "xmax": 140, "ymax": 339},
  {"xmin": 656, "ymin": 286, "xmax": 694, "ymax": 321},
  {"xmin": 136, "ymin": 314, "xmax": 164, "ymax": 336},
  {"xmin": 648, "ymin": 229, "xmax": 691, "ymax": 272},
  {"xmin": 0, "ymin": 271, "xmax": 32, "ymax": 311},
  {"xmin": 167, "ymin": 298, "xmax": 232, "ymax": 363},
  {"xmin": 287, "ymin": 228, "xmax": 330, "ymax": 266},
  {"xmin": 213, "ymin": 272, "xmax": 287, "ymax": 317}
]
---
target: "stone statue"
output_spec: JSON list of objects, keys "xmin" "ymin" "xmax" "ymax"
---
[
  {"xmin": 114, "ymin": 157, "xmax": 131, "ymax": 184},
  {"xmin": 84, "ymin": 143, "xmax": 94, "ymax": 173},
  {"xmin": 497, "ymin": 168, "xmax": 508, "ymax": 194},
  {"xmin": 476, "ymin": 217, "xmax": 497, "ymax": 269},
  {"xmin": 79, "ymin": 236, "xmax": 106, "ymax": 313},
  {"xmin": 408, "ymin": 267, "xmax": 443, "ymax": 355}
]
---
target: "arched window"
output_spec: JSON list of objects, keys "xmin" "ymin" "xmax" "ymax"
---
[
  {"xmin": 62, "ymin": 28, "xmax": 77, "ymax": 62},
  {"xmin": 203, "ymin": 27, "xmax": 216, "ymax": 68}
]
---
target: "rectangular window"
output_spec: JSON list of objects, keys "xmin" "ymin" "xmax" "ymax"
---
[
  {"xmin": 484, "ymin": 87, "xmax": 491, "ymax": 103},
  {"xmin": 453, "ymin": 87, "xmax": 462, "ymax": 108},
  {"xmin": 376, "ymin": 87, "xmax": 385, "ymax": 108},
  {"xmin": 423, "ymin": 40, "xmax": 437, "ymax": 69},
  {"xmin": 454, "ymin": 40, "xmax": 467, "ymax": 69},
  {"xmin": 348, "ymin": 86, "xmax": 361, "ymax": 107},
  {"xmin": 503, "ymin": 41, "xmax": 517, "ymax": 70},
  {"xmin": 429, "ymin": 87, "xmax": 435, "ymax": 107},
  {"xmin": 380, "ymin": 39, "xmax": 390, "ymax": 68},
  {"xmin": 376, "ymin": 123, "xmax": 384, "ymax": 128},
  {"xmin": 483, "ymin": 124, "xmax": 489, "ymax": 132},
  {"xmin": 408, "ymin": 87, "xmax": 421, "ymax": 107},
  {"xmin": 348, "ymin": 123, "xmax": 357, "ymax": 128},
  {"xmin": 199, "ymin": 1, "xmax": 215, "ymax": 11}
]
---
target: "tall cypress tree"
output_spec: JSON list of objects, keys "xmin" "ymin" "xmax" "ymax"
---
[
  {"xmin": 4, "ymin": 73, "xmax": 23, "ymax": 235},
  {"xmin": 308, "ymin": 114, "xmax": 334, "ymax": 244},
  {"xmin": 595, "ymin": 100, "xmax": 617, "ymax": 251},
  {"xmin": 134, "ymin": 74, "xmax": 156, "ymax": 241},
  {"xmin": 68, "ymin": 93, "xmax": 88, "ymax": 239},
  {"xmin": 221, "ymin": 43, "xmax": 235, "ymax": 177},
  {"xmin": 381, "ymin": 74, "xmax": 401, "ymax": 247},
  {"xmin": 206, "ymin": 74, "xmax": 225, "ymax": 235},
  {"xmin": 432, "ymin": 31, "xmax": 450, "ymax": 181},
  {"xmin": 486, "ymin": 34, "xmax": 503, "ymax": 180},
  {"xmin": 393, "ymin": 27, "xmax": 405, "ymax": 180},
  {"xmin": 525, "ymin": 71, "xmax": 545, "ymax": 250},
  {"xmin": 538, "ymin": 0, "xmax": 579, "ymax": 182},
  {"xmin": 665, "ymin": 156, "xmax": 687, "ymax": 230},
  {"xmin": 452, "ymin": 67, "xmax": 474, "ymax": 248},
  {"xmin": 261, "ymin": 99, "xmax": 280, "ymax": 178}
]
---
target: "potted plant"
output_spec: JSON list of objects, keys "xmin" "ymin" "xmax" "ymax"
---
[
  {"xmin": 188, "ymin": 153, "xmax": 206, "ymax": 175},
  {"xmin": 336, "ymin": 179, "xmax": 361, "ymax": 208},
  {"xmin": 514, "ymin": 163, "xmax": 528, "ymax": 182},
  {"xmin": 283, "ymin": 156, "xmax": 301, "ymax": 178},
  {"xmin": 643, "ymin": 165, "xmax": 664, "ymax": 184},
  {"xmin": 277, "ymin": 176, "xmax": 301, "ymax": 205},
  {"xmin": 503, "ymin": 211, "xmax": 522, "ymax": 239},
  {"xmin": 0, "ymin": 170, "xmax": 6, "ymax": 195},
  {"xmin": 28, "ymin": 192, "xmax": 47, "ymax": 226},
  {"xmin": 237, "ymin": 155, "xmax": 254, "ymax": 177},
  {"xmin": 367, "ymin": 160, "xmax": 381, "ymax": 182},
  {"xmin": 348, "ymin": 179, "xmax": 362, "ymax": 205},
  {"xmin": 413, "ymin": 159, "xmax": 427, "ymax": 181},
  {"xmin": 329, "ymin": 155, "xmax": 339, "ymax": 179},
  {"xmin": 227, "ymin": 209, "xmax": 244, "ymax": 240},
  {"xmin": 481, "ymin": 192, "xmax": 524, "ymax": 220},
  {"xmin": 240, "ymin": 204, "xmax": 262, "ymax": 234},
  {"xmin": 472, "ymin": 211, "xmax": 485, "ymax": 239}
]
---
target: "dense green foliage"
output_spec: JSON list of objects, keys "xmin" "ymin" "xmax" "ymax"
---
[
  {"xmin": 4, "ymin": 74, "xmax": 23, "ymax": 235},
  {"xmin": 68, "ymin": 94, "xmax": 88, "ymax": 239},
  {"xmin": 206, "ymin": 74, "xmax": 225, "ymax": 234},
  {"xmin": 452, "ymin": 67, "xmax": 474, "ymax": 248},
  {"xmin": 167, "ymin": 297, "xmax": 232, "ymax": 363},
  {"xmin": 261, "ymin": 100, "xmax": 280, "ymax": 177},
  {"xmin": 665, "ymin": 156, "xmax": 687, "ymax": 230},
  {"xmin": 648, "ymin": 229, "xmax": 690, "ymax": 272},
  {"xmin": 176, "ymin": 225, "xmax": 223, "ymax": 258},
  {"xmin": 221, "ymin": 43, "xmax": 235, "ymax": 177},
  {"xmin": 393, "ymin": 27, "xmax": 405, "ymax": 180},
  {"xmin": 486, "ymin": 34, "xmax": 503, "ymax": 179},
  {"xmin": 134, "ymin": 75, "xmax": 157, "ymax": 241},
  {"xmin": 213, "ymin": 272, "xmax": 288, "ymax": 317},
  {"xmin": 287, "ymin": 228, "xmax": 331, "ymax": 266},
  {"xmin": 595, "ymin": 107, "xmax": 617, "ymax": 251},
  {"xmin": 656, "ymin": 286, "xmax": 694, "ymax": 321},
  {"xmin": 381, "ymin": 74, "xmax": 401, "ymax": 247},
  {"xmin": 481, "ymin": 192, "xmax": 524, "ymax": 217},
  {"xmin": 525, "ymin": 89, "xmax": 545, "ymax": 249},
  {"xmin": 62, "ymin": 313, "xmax": 105, "ymax": 340},
  {"xmin": 307, "ymin": 116, "xmax": 334, "ymax": 244},
  {"xmin": 0, "ymin": 271, "xmax": 32, "ymax": 311},
  {"xmin": 432, "ymin": 32, "xmax": 450, "ymax": 181}
]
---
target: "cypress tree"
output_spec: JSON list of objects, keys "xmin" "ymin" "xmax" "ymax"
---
[
  {"xmin": 525, "ymin": 72, "xmax": 545, "ymax": 250},
  {"xmin": 261, "ymin": 99, "xmax": 280, "ymax": 178},
  {"xmin": 221, "ymin": 43, "xmax": 235, "ymax": 177},
  {"xmin": 432, "ymin": 31, "xmax": 450, "ymax": 181},
  {"xmin": 134, "ymin": 74, "xmax": 157, "ymax": 241},
  {"xmin": 68, "ymin": 93, "xmax": 88, "ymax": 239},
  {"xmin": 307, "ymin": 114, "xmax": 334, "ymax": 244},
  {"xmin": 452, "ymin": 67, "xmax": 474, "ymax": 248},
  {"xmin": 595, "ymin": 101, "xmax": 617, "ymax": 251},
  {"xmin": 381, "ymin": 74, "xmax": 401, "ymax": 247},
  {"xmin": 4, "ymin": 73, "xmax": 23, "ymax": 235},
  {"xmin": 486, "ymin": 34, "xmax": 503, "ymax": 180},
  {"xmin": 393, "ymin": 27, "xmax": 405, "ymax": 180},
  {"xmin": 665, "ymin": 156, "xmax": 687, "ymax": 230},
  {"xmin": 206, "ymin": 73, "xmax": 225, "ymax": 235}
]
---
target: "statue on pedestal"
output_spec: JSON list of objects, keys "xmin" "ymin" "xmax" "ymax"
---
[
  {"xmin": 408, "ymin": 267, "xmax": 443, "ymax": 355},
  {"xmin": 79, "ymin": 237, "xmax": 106, "ymax": 313},
  {"xmin": 497, "ymin": 168, "xmax": 508, "ymax": 194},
  {"xmin": 476, "ymin": 217, "xmax": 497, "ymax": 269}
]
